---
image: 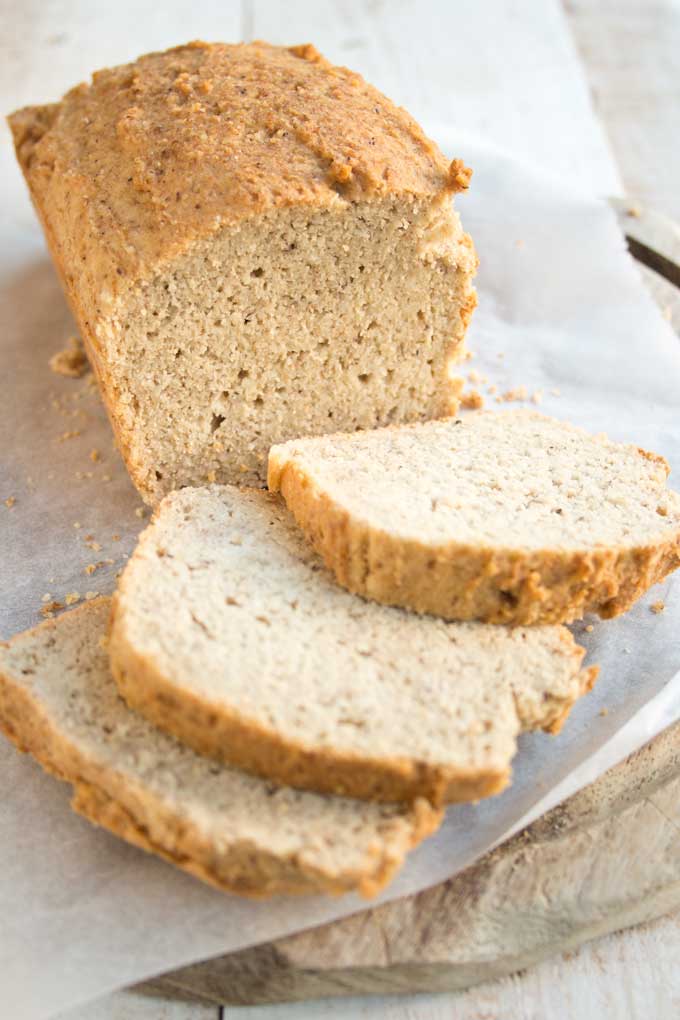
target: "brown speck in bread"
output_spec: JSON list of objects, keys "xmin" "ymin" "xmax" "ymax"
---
[{"xmin": 49, "ymin": 335, "xmax": 89, "ymax": 378}]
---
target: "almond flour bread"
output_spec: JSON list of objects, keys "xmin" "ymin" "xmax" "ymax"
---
[
  {"xmin": 9, "ymin": 41, "xmax": 476, "ymax": 505},
  {"xmin": 0, "ymin": 599, "xmax": 440, "ymax": 898},
  {"xmin": 269, "ymin": 410, "xmax": 680, "ymax": 625},
  {"xmin": 109, "ymin": 486, "xmax": 597, "ymax": 805}
]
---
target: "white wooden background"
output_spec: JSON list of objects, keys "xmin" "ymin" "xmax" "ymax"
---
[{"xmin": 9, "ymin": 1, "xmax": 675, "ymax": 1017}]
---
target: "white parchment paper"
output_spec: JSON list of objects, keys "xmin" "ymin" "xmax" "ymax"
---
[{"xmin": 2, "ymin": 131, "xmax": 680, "ymax": 1020}]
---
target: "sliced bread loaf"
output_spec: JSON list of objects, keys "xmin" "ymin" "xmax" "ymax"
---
[
  {"xmin": 0, "ymin": 600, "xmax": 440, "ymax": 898},
  {"xmin": 109, "ymin": 486, "xmax": 597, "ymax": 805},
  {"xmin": 269, "ymin": 410, "xmax": 680, "ymax": 625},
  {"xmin": 9, "ymin": 41, "xmax": 476, "ymax": 504}
]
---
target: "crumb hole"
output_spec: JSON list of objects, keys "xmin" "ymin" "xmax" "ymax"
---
[
  {"xmin": 238, "ymin": 369, "xmax": 249, "ymax": 381},
  {"xmin": 210, "ymin": 413, "xmax": 225, "ymax": 433},
  {"xmin": 254, "ymin": 396, "xmax": 264, "ymax": 407},
  {"xmin": 358, "ymin": 373, "xmax": 371, "ymax": 384},
  {"xmin": 251, "ymin": 267, "xmax": 264, "ymax": 278},
  {"xmin": 155, "ymin": 470, "xmax": 163, "ymax": 481}
]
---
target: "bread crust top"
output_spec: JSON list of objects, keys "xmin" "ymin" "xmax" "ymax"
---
[{"xmin": 9, "ymin": 40, "xmax": 470, "ymax": 287}]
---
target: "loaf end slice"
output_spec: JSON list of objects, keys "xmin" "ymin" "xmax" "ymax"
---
[
  {"xmin": 9, "ymin": 41, "xmax": 476, "ymax": 504},
  {"xmin": 0, "ymin": 600, "xmax": 441, "ymax": 898},
  {"xmin": 109, "ymin": 486, "xmax": 597, "ymax": 805},
  {"xmin": 269, "ymin": 410, "xmax": 680, "ymax": 625}
]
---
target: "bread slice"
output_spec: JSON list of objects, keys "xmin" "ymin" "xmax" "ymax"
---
[
  {"xmin": 8, "ymin": 41, "xmax": 476, "ymax": 505},
  {"xmin": 109, "ymin": 486, "xmax": 597, "ymax": 805},
  {"xmin": 0, "ymin": 600, "xmax": 441, "ymax": 898},
  {"xmin": 269, "ymin": 410, "xmax": 680, "ymax": 625}
]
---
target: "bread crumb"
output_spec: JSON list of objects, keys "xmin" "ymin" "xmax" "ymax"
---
[
  {"xmin": 85, "ymin": 590, "xmax": 99, "ymax": 600},
  {"xmin": 49, "ymin": 336, "xmax": 89, "ymax": 379},
  {"xmin": 585, "ymin": 624, "xmax": 594, "ymax": 633},
  {"xmin": 550, "ymin": 388, "xmax": 561, "ymax": 397},
  {"xmin": 487, "ymin": 383, "xmax": 497, "ymax": 395},
  {"xmin": 497, "ymin": 352, "xmax": 505, "ymax": 360},
  {"xmin": 57, "ymin": 429, "xmax": 81, "ymax": 442},
  {"xmin": 599, "ymin": 707, "xmax": 609, "ymax": 717},
  {"xmin": 467, "ymin": 369, "xmax": 481, "ymax": 384},
  {"xmin": 102, "ymin": 474, "xmax": 111, "ymax": 482},
  {"xmin": 84, "ymin": 561, "xmax": 108, "ymax": 575},
  {"xmin": 662, "ymin": 305, "xmax": 673, "ymax": 322},
  {"xmin": 89, "ymin": 449, "xmax": 101, "ymax": 463},
  {"xmin": 498, "ymin": 385, "xmax": 528, "ymax": 403},
  {"xmin": 532, "ymin": 390, "xmax": 543, "ymax": 405},
  {"xmin": 65, "ymin": 592, "xmax": 81, "ymax": 605},
  {"xmin": 112, "ymin": 533, "xmax": 121, "ymax": 542},
  {"xmin": 460, "ymin": 389, "xmax": 484, "ymax": 410},
  {"xmin": 86, "ymin": 540, "xmax": 102, "ymax": 552},
  {"xmin": 73, "ymin": 521, "xmax": 81, "ymax": 529},
  {"xmin": 134, "ymin": 507, "xmax": 147, "ymax": 519},
  {"xmin": 40, "ymin": 600, "xmax": 64, "ymax": 616},
  {"xmin": 650, "ymin": 601, "xmax": 665, "ymax": 614},
  {"xmin": 41, "ymin": 593, "xmax": 52, "ymax": 603},
  {"xmin": 4, "ymin": 496, "xmax": 15, "ymax": 509},
  {"xmin": 515, "ymin": 238, "xmax": 525, "ymax": 249},
  {"xmin": 627, "ymin": 204, "xmax": 642, "ymax": 218}
]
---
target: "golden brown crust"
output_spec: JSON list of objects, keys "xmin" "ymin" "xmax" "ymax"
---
[
  {"xmin": 269, "ymin": 452, "xmax": 680, "ymax": 625},
  {"xmin": 0, "ymin": 607, "xmax": 441, "ymax": 898},
  {"xmin": 109, "ymin": 593, "xmax": 592, "ymax": 807},
  {"xmin": 8, "ymin": 41, "xmax": 462, "ymax": 285}
]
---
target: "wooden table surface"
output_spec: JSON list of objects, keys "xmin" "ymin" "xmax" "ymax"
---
[{"xmin": 43, "ymin": 2, "xmax": 678, "ymax": 1017}]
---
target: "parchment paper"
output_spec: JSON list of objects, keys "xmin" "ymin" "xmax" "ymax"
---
[{"xmin": 2, "ymin": 131, "xmax": 680, "ymax": 1020}]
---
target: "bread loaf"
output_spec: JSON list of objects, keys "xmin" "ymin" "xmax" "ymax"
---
[
  {"xmin": 9, "ymin": 41, "xmax": 476, "ymax": 504},
  {"xmin": 269, "ymin": 410, "xmax": 680, "ymax": 624},
  {"xmin": 0, "ymin": 600, "xmax": 440, "ymax": 898},
  {"xmin": 109, "ymin": 486, "xmax": 597, "ymax": 805}
]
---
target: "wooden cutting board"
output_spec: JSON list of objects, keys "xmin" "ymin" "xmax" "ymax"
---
[{"xmin": 139, "ymin": 202, "xmax": 680, "ymax": 1008}]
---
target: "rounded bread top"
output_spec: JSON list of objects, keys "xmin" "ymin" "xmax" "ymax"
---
[{"xmin": 10, "ymin": 40, "xmax": 470, "ymax": 279}]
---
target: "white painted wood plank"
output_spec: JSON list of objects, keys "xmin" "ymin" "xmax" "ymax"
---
[
  {"xmin": 249, "ymin": 0, "xmax": 621, "ymax": 195},
  {"xmin": 56, "ymin": 988, "xmax": 218, "ymax": 1020},
  {"xmin": 0, "ymin": 0, "xmax": 242, "ymax": 125},
  {"xmin": 566, "ymin": 0, "xmax": 680, "ymax": 221},
  {"xmin": 222, "ymin": 908, "xmax": 680, "ymax": 1020}
]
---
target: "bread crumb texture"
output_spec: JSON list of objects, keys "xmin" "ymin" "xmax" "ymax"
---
[
  {"xmin": 109, "ymin": 486, "xmax": 596, "ymax": 805},
  {"xmin": 9, "ymin": 41, "xmax": 476, "ymax": 503},
  {"xmin": 49, "ymin": 335, "xmax": 89, "ymax": 378},
  {"xmin": 268, "ymin": 410, "xmax": 680, "ymax": 625},
  {"xmin": 0, "ymin": 600, "xmax": 440, "ymax": 898}
]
